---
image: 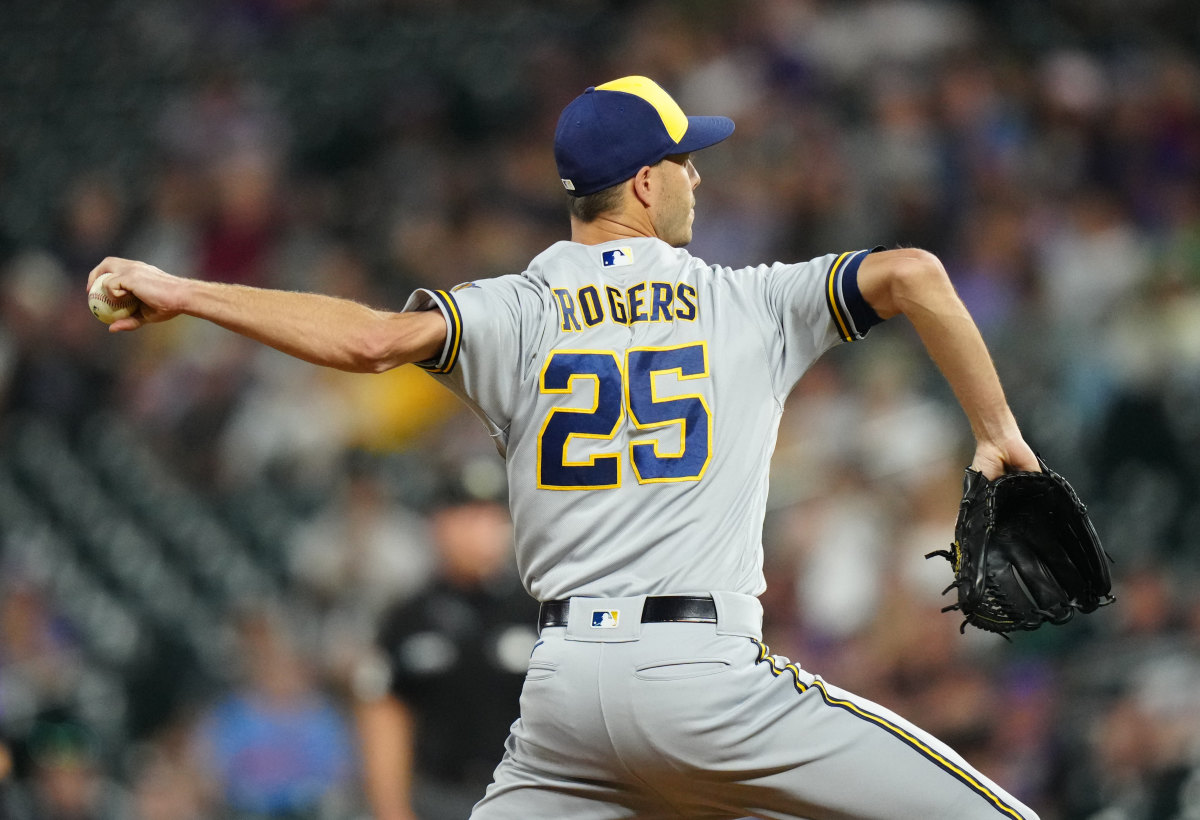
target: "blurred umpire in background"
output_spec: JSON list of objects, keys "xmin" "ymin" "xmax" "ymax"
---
[{"xmin": 353, "ymin": 461, "xmax": 538, "ymax": 820}]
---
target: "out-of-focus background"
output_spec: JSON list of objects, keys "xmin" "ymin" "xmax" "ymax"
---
[{"xmin": 1, "ymin": 0, "xmax": 1199, "ymax": 818}]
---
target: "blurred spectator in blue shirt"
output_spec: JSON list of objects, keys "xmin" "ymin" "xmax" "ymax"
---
[{"xmin": 193, "ymin": 605, "xmax": 356, "ymax": 818}]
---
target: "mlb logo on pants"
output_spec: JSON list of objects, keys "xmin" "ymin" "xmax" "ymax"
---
[{"xmin": 592, "ymin": 610, "xmax": 619, "ymax": 628}]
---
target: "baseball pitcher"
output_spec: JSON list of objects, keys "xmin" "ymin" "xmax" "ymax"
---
[{"xmin": 89, "ymin": 76, "xmax": 1047, "ymax": 819}]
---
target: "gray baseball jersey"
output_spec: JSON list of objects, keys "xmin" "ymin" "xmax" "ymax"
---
[
  {"xmin": 404, "ymin": 238, "xmax": 875, "ymax": 602},
  {"xmin": 403, "ymin": 238, "xmax": 1038, "ymax": 820}
]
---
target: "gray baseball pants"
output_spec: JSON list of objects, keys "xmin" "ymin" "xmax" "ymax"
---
[{"xmin": 471, "ymin": 592, "xmax": 1038, "ymax": 820}]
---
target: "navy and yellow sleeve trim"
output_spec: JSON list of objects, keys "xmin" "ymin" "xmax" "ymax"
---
[
  {"xmin": 825, "ymin": 248, "xmax": 883, "ymax": 342},
  {"xmin": 416, "ymin": 289, "xmax": 463, "ymax": 375}
]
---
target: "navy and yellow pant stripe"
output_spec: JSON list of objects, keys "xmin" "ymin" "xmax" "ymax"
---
[{"xmin": 754, "ymin": 640, "xmax": 1033, "ymax": 820}]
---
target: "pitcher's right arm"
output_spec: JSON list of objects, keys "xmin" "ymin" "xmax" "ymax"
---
[{"xmin": 86, "ymin": 257, "xmax": 447, "ymax": 374}]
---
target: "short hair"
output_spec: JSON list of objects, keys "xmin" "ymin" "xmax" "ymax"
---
[{"xmin": 567, "ymin": 180, "xmax": 626, "ymax": 223}]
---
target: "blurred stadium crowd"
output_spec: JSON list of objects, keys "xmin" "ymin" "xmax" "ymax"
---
[{"xmin": 1, "ymin": 0, "xmax": 1200, "ymax": 818}]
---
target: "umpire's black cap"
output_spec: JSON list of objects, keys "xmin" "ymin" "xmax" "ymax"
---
[{"xmin": 427, "ymin": 456, "xmax": 508, "ymax": 510}]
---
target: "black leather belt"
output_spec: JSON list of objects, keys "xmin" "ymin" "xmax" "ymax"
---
[{"xmin": 539, "ymin": 595, "xmax": 717, "ymax": 629}]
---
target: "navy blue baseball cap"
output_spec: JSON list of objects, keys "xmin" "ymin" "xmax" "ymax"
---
[{"xmin": 554, "ymin": 76, "xmax": 735, "ymax": 197}]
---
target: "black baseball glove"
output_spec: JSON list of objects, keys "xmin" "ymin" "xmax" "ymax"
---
[{"xmin": 927, "ymin": 455, "xmax": 1114, "ymax": 635}]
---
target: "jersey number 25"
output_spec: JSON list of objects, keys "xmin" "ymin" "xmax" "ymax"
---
[{"xmin": 537, "ymin": 343, "xmax": 712, "ymax": 490}]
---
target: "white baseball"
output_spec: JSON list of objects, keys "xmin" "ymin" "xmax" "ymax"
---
[{"xmin": 88, "ymin": 273, "xmax": 140, "ymax": 324}]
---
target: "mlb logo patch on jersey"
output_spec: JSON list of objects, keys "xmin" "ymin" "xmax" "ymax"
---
[
  {"xmin": 591, "ymin": 610, "xmax": 619, "ymax": 628},
  {"xmin": 602, "ymin": 247, "xmax": 634, "ymax": 268}
]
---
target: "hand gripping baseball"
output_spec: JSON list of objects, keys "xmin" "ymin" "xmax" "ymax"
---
[
  {"xmin": 86, "ymin": 258, "xmax": 184, "ymax": 331},
  {"xmin": 88, "ymin": 272, "xmax": 140, "ymax": 324}
]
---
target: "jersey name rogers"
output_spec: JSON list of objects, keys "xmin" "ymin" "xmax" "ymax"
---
[
  {"xmin": 402, "ymin": 238, "xmax": 880, "ymax": 602},
  {"xmin": 551, "ymin": 281, "xmax": 698, "ymax": 331}
]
